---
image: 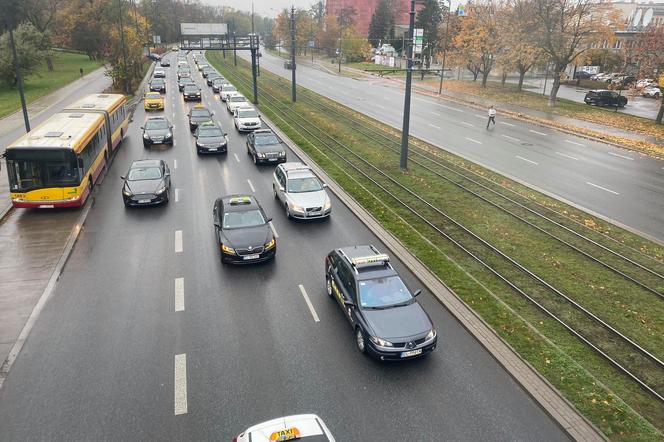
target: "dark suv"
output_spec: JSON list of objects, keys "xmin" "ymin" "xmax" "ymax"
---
[
  {"xmin": 324, "ymin": 245, "xmax": 437, "ymax": 360},
  {"xmin": 584, "ymin": 90, "xmax": 628, "ymax": 108}
]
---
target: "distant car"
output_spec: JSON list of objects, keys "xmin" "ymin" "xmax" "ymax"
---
[
  {"xmin": 182, "ymin": 84, "xmax": 202, "ymax": 101},
  {"xmin": 220, "ymin": 84, "xmax": 238, "ymax": 101},
  {"xmin": 642, "ymin": 86, "xmax": 661, "ymax": 99},
  {"xmin": 325, "ymin": 245, "xmax": 437, "ymax": 360},
  {"xmin": 206, "ymin": 72, "xmax": 222, "ymax": 86},
  {"xmin": 234, "ymin": 414, "xmax": 335, "ymax": 442},
  {"xmin": 584, "ymin": 90, "xmax": 627, "ymax": 108},
  {"xmin": 611, "ymin": 75, "xmax": 636, "ymax": 88},
  {"xmin": 211, "ymin": 78, "xmax": 229, "ymax": 93},
  {"xmin": 148, "ymin": 52, "xmax": 161, "ymax": 61},
  {"xmin": 149, "ymin": 78, "xmax": 166, "ymax": 93},
  {"xmin": 273, "ymin": 162, "xmax": 331, "ymax": 219},
  {"xmin": 188, "ymin": 105, "xmax": 213, "ymax": 131},
  {"xmin": 284, "ymin": 60, "xmax": 293, "ymax": 70},
  {"xmin": 233, "ymin": 107, "xmax": 261, "ymax": 132},
  {"xmin": 246, "ymin": 129, "xmax": 287, "ymax": 165},
  {"xmin": 160, "ymin": 59, "xmax": 170, "ymax": 67},
  {"xmin": 178, "ymin": 77, "xmax": 195, "ymax": 91},
  {"xmin": 121, "ymin": 159, "xmax": 171, "ymax": 207},
  {"xmin": 177, "ymin": 68, "xmax": 191, "ymax": 80},
  {"xmin": 202, "ymin": 67, "xmax": 216, "ymax": 78},
  {"xmin": 226, "ymin": 94, "xmax": 249, "ymax": 113},
  {"xmin": 198, "ymin": 63, "xmax": 209, "ymax": 72},
  {"xmin": 573, "ymin": 71, "xmax": 592, "ymax": 80},
  {"xmin": 141, "ymin": 116, "xmax": 173, "ymax": 147},
  {"xmin": 213, "ymin": 195, "xmax": 276, "ymax": 264},
  {"xmin": 193, "ymin": 121, "xmax": 228, "ymax": 154},
  {"xmin": 636, "ymin": 78, "xmax": 655, "ymax": 89},
  {"xmin": 143, "ymin": 91, "xmax": 164, "ymax": 111},
  {"xmin": 153, "ymin": 68, "xmax": 166, "ymax": 78}
]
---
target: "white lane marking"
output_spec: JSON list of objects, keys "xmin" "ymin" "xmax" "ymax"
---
[
  {"xmin": 375, "ymin": 104, "xmax": 386, "ymax": 109},
  {"xmin": 298, "ymin": 285, "xmax": 320, "ymax": 323},
  {"xmin": 174, "ymin": 160, "xmax": 178, "ymax": 169},
  {"xmin": 175, "ymin": 188, "xmax": 179, "ymax": 202},
  {"xmin": 474, "ymin": 114, "xmax": 485, "ymax": 119},
  {"xmin": 172, "ymin": 112, "xmax": 175, "ymax": 118},
  {"xmin": 499, "ymin": 121, "xmax": 515, "ymax": 127},
  {"xmin": 269, "ymin": 221, "xmax": 279, "ymax": 239},
  {"xmin": 173, "ymin": 142, "xmax": 176, "ymax": 147},
  {"xmin": 461, "ymin": 121, "xmax": 475, "ymax": 128},
  {"xmin": 465, "ymin": 137, "xmax": 482, "ymax": 145},
  {"xmin": 233, "ymin": 153, "xmax": 240, "ymax": 163},
  {"xmin": 529, "ymin": 129, "xmax": 547, "ymax": 136},
  {"xmin": 439, "ymin": 103, "xmax": 463, "ymax": 113},
  {"xmin": 501, "ymin": 134, "xmax": 520, "ymax": 142},
  {"xmin": 565, "ymin": 139, "xmax": 585, "ymax": 147},
  {"xmin": 174, "ymin": 354, "xmax": 187, "ymax": 415},
  {"xmin": 608, "ymin": 152, "xmax": 634, "ymax": 161},
  {"xmin": 586, "ymin": 181, "xmax": 620, "ymax": 195},
  {"xmin": 428, "ymin": 123, "xmax": 441, "ymax": 130},
  {"xmin": 555, "ymin": 151, "xmax": 579, "ymax": 161},
  {"xmin": 430, "ymin": 111, "xmax": 441, "ymax": 116},
  {"xmin": 175, "ymin": 278, "xmax": 184, "ymax": 312},
  {"xmin": 516, "ymin": 155, "xmax": 539, "ymax": 165},
  {"xmin": 247, "ymin": 179, "xmax": 255, "ymax": 193},
  {"xmin": 175, "ymin": 230, "xmax": 183, "ymax": 253}
]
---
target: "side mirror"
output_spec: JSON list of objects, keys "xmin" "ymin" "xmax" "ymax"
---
[
  {"xmin": 140, "ymin": 126, "xmax": 144, "ymax": 130},
  {"xmin": 120, "ymin": 175, "xmax": 126, "ymax": 180},
  {"xmin": 224, "ymin": 133, "xmax": 228, "ymax": 137},
  {"xmin": 413, "ymin": 289, "xmax": 422, "ymax": 298},
  {"xmin": 278, "ymin": 185, "xmax": 284, "ymax": 192},
  {"xmin": 322, "ymin": 183, "xmax": 328, "ymax": 188},
  {"xmin": 164, "ymin": 171, "xmax": 170, "ymax": 177},
  {"xmin": 211, "ymin": 112, "xmax": 214, "ymax": 116},
  {"xmin": 343, "ymin": 299, "xmax": 356, "ymax": 307},
  {"xmin": 213, "ymin": 220, "xmax": 220, "ymax": 228},
  {"xmin": 267, "ymin": 217, "xmax": 273, "ymax": 223}
]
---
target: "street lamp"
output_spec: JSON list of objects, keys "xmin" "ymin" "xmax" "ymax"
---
[{"xmin": 438, "ymin": 0, "xmax": 452, "ymax": 94}]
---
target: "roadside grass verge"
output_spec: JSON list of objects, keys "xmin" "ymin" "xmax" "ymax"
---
[
  {"xmin": 208, "ymin": 52, "xmax": 664, "ymax": 441},
  {"xmin": 0, "ymin": 51, "xmax": 102, "ymax": 119}
]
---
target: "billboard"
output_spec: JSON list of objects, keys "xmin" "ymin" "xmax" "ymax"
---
[
  {"xmin": 413, "ymin": 29, "xmax": 424, "ymax": 54},
  {"xmin": 180, "ymin": 23, "xmax": 227, "ymax": 36}
]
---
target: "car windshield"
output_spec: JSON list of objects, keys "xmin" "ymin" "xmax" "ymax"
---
[
  {"xmin": 199, "ymin": 127, "xmax": 223, "ymax": 137},
  {"xmin": 145, "ymin": 119, "xmax": 169, "ymax": 130},
  {"xmin": 223, "ymin": 209, "xmax": 265, "ymax": 229},
  {"xmin": 255, "ymin": 134, "xmax": 279, "ymax": 146},
  {"xmin": 184, "ymin": 86, "xmax": 199, "ymax": 92},
  {"xmin": 288, "ymin": 176, "xmax": 322, "ymax": 193},
  {"xmin": 146, "ymin": 93, "xmax": 161, "ymax": 99},
  {"xmin": 191, "ymin": 109, "xmax": 210, "ymax": 117},
  {"xmin": 223, "ymin": 86, "xmax": 237, "ymax": 92},
  {"xmin": 358, "ymin": 276, "xmax": 413, "ymax": 309},
  {"xmin": 128, "ymin": 167, "xmax": 162, "ymax": 181},
  {"xmin": 180, "ymin": 79, "xmax": 193, "ymax": 84},
  {"xmin": 152, "ymin": 79, "xmax": 164, "ymax": 84},
  {"xmin": 230, "ymin": 96, "xmax": 246, "ymax": 103},
  {"xmin": 238, "ymin": 109, "xmax": 258, "ymax": 118}
]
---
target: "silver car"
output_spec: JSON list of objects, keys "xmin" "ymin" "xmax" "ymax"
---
[{"xmin": 273, "ymin": 162, "xmax": 332, "ymax": 219}]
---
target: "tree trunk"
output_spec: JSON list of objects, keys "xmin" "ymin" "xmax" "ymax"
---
[
  {"xmin": 472, "ymin": 69, "xmax": 479, "ymax": 81},
  {"xmin": 657, "ymin": 99, "xmax": 664, "ymax": 124},
  {"xmin": 501, "ymin": 71, "xmax": 507, "ymax": 87},
  {"xmin": 46, "ymin": 54, "xmax": 54, "ymax": 71},
  {"xmin": 517, "ymin": 71, "xmax": 525, "ymax": 92},
  {"xmin": 548, "ymin": 71, "xmax": 562, "ymax": 106},
  {"xmin": 481, "ymin": 71, "xmax": 489, "ymax": 88}
]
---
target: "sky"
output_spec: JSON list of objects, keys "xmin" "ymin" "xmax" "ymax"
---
[{"xmin": 205, "ymin": 0, "xmax": 314, "ymax": 17}]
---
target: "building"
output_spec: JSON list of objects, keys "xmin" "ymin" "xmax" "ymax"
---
[
  {"xmin": 325, "ymin": 0, "xmax": 413, "ymax": 37},
  {"xmin": 611, "ymin": 0, "xmax": 664, "ymax": 51}
]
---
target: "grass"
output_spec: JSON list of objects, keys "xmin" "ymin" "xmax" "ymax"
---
[
  {"xmin": 0, "ymin": 51, "xmax": 103, "ymax": 119},
  {"xmin": 208, "ymin": 51, "xmax": 664, "ymax": 440}
]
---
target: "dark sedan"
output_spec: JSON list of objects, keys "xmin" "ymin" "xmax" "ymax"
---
[
  {"xmin": 160, "ymin": 59, "xmax": 170, "ymax": 67},
  {"xmin": 194, "ymin": 121, "xmax": 228, "ymax": 154},
  {"xmin": 246, "ymin": 129, "xmax": 287, "ymax": 165},
  {"xmin": 325, "ymin": 246, "xmax": 437, "ymax": 360},
  {"xmin": 211, "ymin": 78, "xmax": 229, "ymax": 93},
  {"xmin": 141, "ymin": 116, "xmax": 173, "ymax": 147},
  {"xmin": 584, "ymin": 90, "xmax": 628, "ymax": 107},
  {"xmin": 213, "ymin": 195, "xmax": 276, "ymax": 264},
  {"xmin": 122, "ymin": 159, "xmax": 171, "ymax": 207},
  {"xmin": 182, "ymin": 84, "xmax": 201, "ymax": 101},
  {"xmin": 149, "ymin": 78, "xmax": 166, "ymax": 93},
  {"xmin": 178, "ymin": 77, "xmax": 195, "ymax": 91},
  {"xmin": 206, "ymin": 72, "xmax": 222, "ymax": 86},
  {"xmin": 188, "ymin": 105, "xmax": 213, "ymax": 131}
]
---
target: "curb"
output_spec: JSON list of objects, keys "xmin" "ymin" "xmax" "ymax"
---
[{"xmin": 259, "ymin": 112, "xmax": 607, "ymax": 442}]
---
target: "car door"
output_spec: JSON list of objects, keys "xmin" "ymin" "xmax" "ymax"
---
[
  {"xmin": 213, "ymin": 200, "xmax": 223, "ymax": 237},
  {"xmin": 274, "ymin": 167, "xmax": 286, "ymax": 203},
  {"xmin": 247, "ymin": 133, "xmax": 255, "ymax": 154},
  {"xmin": 163, "ymin": 163, "xmax": 171, "ymax": 188},
  {"xmin": 333, "ymin": 262, "xmax": 356, "ymax": 324}
]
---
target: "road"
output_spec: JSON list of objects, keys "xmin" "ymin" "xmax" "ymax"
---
[
  {"xmin": 0, "ymin": 51, "xmax": 568, "ymax": 441},
  {"xmin": 244, "ymin": 50, "xmax": 664, "ymax": 243}
]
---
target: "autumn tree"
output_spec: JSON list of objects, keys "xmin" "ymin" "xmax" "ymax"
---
[
  {"xmin": 630, "ymin": 26, "xmax": 664, "ymax": 123},
  {"xmin": 0, "ymin": 23, "xmax": 46, "ymax": 87},
  {"xmin": 368, "ymin": 0, "xmax": 395, "ymax": 48},
  {"xmin": 453, "ymin": 3, "xmax": 499, "ymax": 87},
  {"xmin": 20, "ymin": 0, "xmax": 62, "ymax": 71},
  {"xmin": 415, "ymin": 0, "xmax": 443, "ymax": 58},
  {"xmin": 498, "ymin": 0, "xmax": 542, "ymax": 91},
  {"xmin": 273, "ymin": 9, "xmax": 316, "ymax": 55}
]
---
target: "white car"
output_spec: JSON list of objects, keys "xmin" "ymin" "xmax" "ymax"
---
[
  {"xmin": 642, "ymin": 86, "xmax": 661, "ymax": 98},
  {"xmin": 234, "ymin": 107, "xmax": 262, "ymax": 131},
  {"xmin": 234, "ymin": 414, "xmax": 335, "ymax": 442},
  {"xmin": 273, "ymin": 162, "xmax": 332, "ymax": 220},
  {"xmin": 226, "ymin": 94, "xmax": 249, "ymax": 113},
  {"xmin": 636, "ymin": 78, "xmax": 655, "ymax": 89},
  {"xmin": 220, "ymin": 84, "xmax": 238, "ymax": 101},
  {"xmin": 153, "ymin": 68, "xmax": 166, "ymax": 78}
]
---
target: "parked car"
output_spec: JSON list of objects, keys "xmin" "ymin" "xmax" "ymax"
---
[
  {"xmin": 584, "ymin": 90, "xmax": 628, "ymax": 107},
  {"xmin": 642, "ymin": 86, "xmax": 661, "ymax": 99},
  {"xmin": 148, "ymin": 52, "xmax": 162, "ymax": 61},
  {"xmin": 611, "ymin": 75, "xmax": 636, "ymax": 88},
  {"xmin": 573, "ymin": 71, "xmax": 592, "ymax": 80},
  {"xmin": 636, "ymin": 79, "xmax": 656, "ymax": 90}
]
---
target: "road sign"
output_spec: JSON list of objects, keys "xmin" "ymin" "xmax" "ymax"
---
[
  {"xmin": 180, "ymin": 23, "xmax": 227, "ymax": 36},
  {"xmin": 153, "ymin": 35, "xmax": 161, "ymax": 44},
  {"xmin": 308, "ymin": 40, "xmax": 315, "ymax": 48},
  {"xmin": 413, "ymin": 28, "xmax": 424, "ymax": 54},
  {"xmin": 457, "ymin": 5, "xmax": 466, "ymax": 16}
]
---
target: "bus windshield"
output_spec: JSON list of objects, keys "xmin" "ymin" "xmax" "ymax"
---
[{"xmin": 6, "ymin": 149, "xmax": 80, "ymax": 193}]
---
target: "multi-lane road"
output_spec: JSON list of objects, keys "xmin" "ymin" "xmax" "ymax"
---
[
  {"xmin": 242, "ymin": 50, "xmax": 664, "ymax": 243},
  {"xmin": 0, "ymin": 51, "xmax": 568, "ymax": 440}
]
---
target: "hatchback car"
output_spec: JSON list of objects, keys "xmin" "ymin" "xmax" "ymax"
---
[
  {"xmin": 141, "ymin": 116, "xmax": 173, "ymax": 147},
  {"xmin": 188, "ymin": 105, "xmax": 213, "ymax": 131},
  {"xmin": 182, "ymin": 84, "xmax": 202, "ymax": 101},
  {"xmin": 178, "ymin": 77, "xmax": 195, "ymax": 91},
  {"xmin": 325, "ymin": 246, "xmax": 437, "ymax": 360},
  {"xmin": 160, "ymin": 59, "xmax": 170, "ymax": 67},
  {"xmin": 233, "ymin": 107, "xmax": 261, "ymax": 132},
  {"xmin": 206, "ymin": 72, "xmax": 222, "ymax": 86},
  {"xmin": 194, "ymin": 121, "xmax": 227, "ymax": 154},
  {"xmin": 220, "ymin": 84, "xmax": 238, "ymax": 101},
  {"xmin": 246, "ymin": 129, "xmax": 287, "ymax": 164},
  {"xmin": 149, "ymin": 78, "xmax": 166, "ymax": 93},
  {"xmin": 642, "ymin": 86, "xmax": 661, "ymax": 99},
  {"xmin": 226, "ymin": 94, "xmax": 249, "ymax": 113},
  {"xmin": 177, "ymin": 69, "xmax": 191, "ymax": 80},
  {"xmin": 273, "ymin": 162, "xmax": 331, "ymax": 219},
  {"xmin": 153, "ymin": 68, "xmax": 166, "ymax": 78},
  {"xmin": 211, "ymin": 78, "xmax": 229, "ymax": 93},
  {"xmin": 213, "ymin": 195, "xmax": 276, "ymax": 264},
  {"xmin": 144, "ymin": 92, "xmax": 164, "ymax": 111},
  {"xmin": 202, "ymin": 67, "xmax": 216, "ymax": 78},
  {"xmin": 234, "ymin": 414, "xmax": 335, "ymax": 442},
  {"xmin": 121, "ymin": 159, "xmax": 171, "ymax": 207},
  {"xmin": 584, "ymin": 90, "xmax": 627, "ymax": 107}
]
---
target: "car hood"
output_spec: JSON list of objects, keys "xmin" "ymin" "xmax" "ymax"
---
[
  {"xmin": 145, "ymin": 128, "xmax": 171, "ymax": 138},
  {"xmin": 125, "ymin": 178, "xmax": 163, "ymax": 195},
  {"xmin": 255, "ymin": 143, "xmax": 283, "ymax": 154},
  {"xmin": 198, "ymin": 135, "xmax": 226, "ymax": 145},
  {"xmin": 286, "ymin": 189, "xmax": 328, "ymax": 208},
  {"xmin": 220, "ymin": 225, "xmax": 270, "ymax": 249},
  {"xmin": 190, "ymin": 116, "xmax": 211, "ymax": 123},
  {"xmin": 362, "ymin": 302, "xmax": 432, "ymax": 340},
  {"xmin": 237, "ymin": 117, "xmax": 261, "ymax": 125}
]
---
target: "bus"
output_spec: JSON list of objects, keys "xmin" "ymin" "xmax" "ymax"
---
[{"xmin": 5, "ymin": 94, "xmax": 128, "ymax": 208}]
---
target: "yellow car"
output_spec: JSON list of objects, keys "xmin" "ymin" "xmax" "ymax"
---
[{"xmin": 144, "ymin": 92, "xmax": 164, "ymax": 111}]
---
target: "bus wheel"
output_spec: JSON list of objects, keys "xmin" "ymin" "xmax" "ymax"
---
[{"xmin": 88, "ymin": 176, "xmax": 94, "ymax": 193}]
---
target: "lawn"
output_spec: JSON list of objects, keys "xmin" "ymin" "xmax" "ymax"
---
[
  {"xmin": 208, "ymin": 51, "xmax": 664, "ymax": 441},
  {"xmin": 0, "ymin": 51, "xmax": 103, "ymax": 119}
]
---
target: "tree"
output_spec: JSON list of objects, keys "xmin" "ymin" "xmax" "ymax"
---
[
  {"xmin": 0, "ymin": 23, "xmax": 46, "ymax": 87},
  {"xmin": 453, "ymin": 3, "xmax": 499, "ymax": 87},
  {"xmin": 368, "ymin": 0, "xmax": 395, "ymax": 48},
  {"xmin": 415, "ymin": 0, "xmax": 443, "ymax": 60},
  {"xmin": 21, "ymin": 0, "xmax": 62, "ymax": 71},
  {"xmin": 498, "ymin": 0, "xmax": 542, "ymax": 91},
  {"xmin": 630, "ymin": 26, "xmax": 664, "ymax": 123},
  {"xmin": 531, "ymin": 0, "xmax": 617, "ymax": 106}
]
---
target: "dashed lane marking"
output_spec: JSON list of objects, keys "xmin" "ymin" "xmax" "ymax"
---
[
  {"xmin": 516, "ymin": 155, "xmax": 539, "ymax": 165},
  {"xmin": 465, "ymin": 137, "xmax": 482, "ymax": 145},
  {"xmin": 499, "ymin": 121, "xmax": 515, "ymax": 127},
  {"xmin": 438, "ymin": 103, "xmax": 463, "ymax": 113},
  {"xmin": 529, "ymin": 129, "xmax": 547, "ymax": 136},
  {"xmin": 247, "ymin": 179, "xmax": 255, "ymax": 193},
  {"xmin": 175, "ymin": 278, "xmax": 184, "ymax": 312},
  {"xmin": 501, "ymin": 134, "xmax": 519, "ymax": 142},
  {"xmin": 555, "ymin": 151, "xmax": 579, "ymax": 161},
  {"xmin": 474, "ymin": 114, "xmax": 485, "ymax": 119},
  {"xmin": 174, "ymin": 354, "xmax": 187, "ymax": 415},
  {"xmin": 430, "ymin": 111, "xmax": 441, "ymax": 116},
  {"xmin": 586, "ymin": 181, "xmax": 620, "ymax": 195},
  {"xmin": 608, "ymin": 152, "xmax": 634, "ymax": 161},
  {"xmin": 175, "ymin": 188, "xmax": 179, "ymax": 202},
  {"xmin": 175, "ymin": 230, "xmax": 183, "ymax": 253},
  {"xmin": 461, "ymin": 121, "xmax": 475, "ymax": 128},
  {"xmin": 428, "ymin": 123, "xmax": 441, "ymax": 130},
  {"xmin": 234, "ymin": 153, "xmax": 240, "ymax": 163},
  {"xmin": 565, "ymin": 139, "xmax": 585, "ymax": 147},
  {"xmin": 174, "ymin": 160, "xmax": 178, "ymax": 169},
  {"xmin": 298, "ymin": 285, "xmax": 320, "ymax": 323}
]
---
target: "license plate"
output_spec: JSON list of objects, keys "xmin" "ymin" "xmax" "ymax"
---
[
  {"xmin": 138, "ymin": 199, "xmax": 151, "ymax": 204},
  {"xmin": 208, "ymin": 148, "xmax": 217, "ymax": 152},
  {"xmin": 243, "ymin": 254, "xmax": 260, "ymax": 260},
  {"xmin": 307, "ymin": 211, "xmax": 321, "ymax": 217},
  {"xmin": 153, "ymin": 138, "xmax": 163, "ymax": 142},
  {"xmin": 268, "ymin": 158, "xmax": 277, "ymax": 162},
  {"xmin": 401, "ymin": 349, "xmax": 422, "ymax": 358},
  {"xmin": 39, "ymin": 204, "xmax": 54, "ymax": 208}
]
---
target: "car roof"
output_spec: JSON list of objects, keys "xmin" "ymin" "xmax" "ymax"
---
[
  {"xmin": 254, "ymin": 129, "xmax": 275, "ymax": 135},
  {"xmin": 219, "ymin": 194, "xmax": 260, "ymax": 212},
  {"xmin": 280, "ymin": 162, "xmax": 313, "ymax": 178},
  {"xmin": 190, "ymin": 105, "xmax": 210, "ymax": 112},
  {"xmin": 131, "ymin": 159, "xmax": 162, "ymax": 168},
  {"xmin": 198, "ymin": 121, "xmax": 221, "ymax": 129},
  {"xmin": 146, "ymin": 116, "xmax": 168, "ymax": 121},
  {"xmin": 336, "ymin": 245, "xmax": 396, "ymax": 279},
  {"xmin": 241, "ymin": 414, "xmax": 332, "ymax": 441}
]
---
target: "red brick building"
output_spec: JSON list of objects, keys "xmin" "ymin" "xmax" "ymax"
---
[{"xmin": 325, "ymin": 0, "xmax": 412, "ymax": 37}]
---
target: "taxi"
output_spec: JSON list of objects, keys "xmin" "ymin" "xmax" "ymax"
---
[
  {"xmin": 233, "ymin": 414, "xmax": 335, "ymax": 441},
  {"xmin": 144, "ymin": 91, "xmax": 164, "ymax": 111}
]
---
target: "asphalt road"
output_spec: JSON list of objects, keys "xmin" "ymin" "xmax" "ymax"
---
[
  {"xmin": 243, "ymin": 50, "xmax": 664, "ymax": 243},
  {"xmin": 0, "ymin": 51, "xmax": 568, "ymax": 441}
]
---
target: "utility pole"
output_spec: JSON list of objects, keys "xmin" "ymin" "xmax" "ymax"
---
[
  {"xmin": 250, "ymin": 33, "xmax": 259, "ymax": 105},
  {"xmin": 400, "ymin": 0, "xmax": 417, "ymax": 170},
  {"xmin": 252, "ymin": 2, "xmax": 260, "ymax": 76},
  {"xmin": 118, "ymin": 0, "xmax": 130, "ymax": 94},
  {"xmin": 290, "ymin": 6, "xmax": 297, "ymax": 102},
  {"xmin": 337, "ymin": 7, "xmax": 343, "ymax": 74},
  {"xmin": 438, "ymin": 0, "xmax": 451, "ymax": 94},
  {"xmin": 233, "ymin": 17, "xmax": 237, "ymax": 66},
  {"xmin": 6, "ymin": 15, "xmax": 30, "ymax": 132}
]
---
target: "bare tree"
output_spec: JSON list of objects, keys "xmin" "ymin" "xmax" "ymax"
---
[{"xmin": 22, "ymin": 0, "xmax": 62, "ymax": 71}]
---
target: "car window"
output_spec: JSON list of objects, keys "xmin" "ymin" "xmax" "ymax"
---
[
  {"xmin": 223, "ymin": 209, "xmax": 266, "ymax": 229},
  {"xmin": 145, "ymin": 93, "xmax": 161, "ymax": 99},
  {"xmin": 191, "ymin": 109, "xmax": 211, "ymax": 117},
  {"xmin": 223, "ymin": 86, "xmax": 237, "ymax": 92},
  {"xmin": 255, "ymin": 134, "xmax": 279, "ymax": 146},
  {"xmin": 287, "ymin": 176, "xmax": 322, "ymax": 193},
  {"xmin": 336, "ymin": 262, "xmax": 356, "ymax": 300},
  {"xmin": 230, "ymin": 96, "xmax": 246, "ymax": 103},
  {"xmin": 358, "ymin": 276, "xmax": 412, "ymax": 308},
  {"xmin": 238, "ymin": 109, "xmax": 258, "ymax": 118},
  {"xmin": 128, "ymin": 167, "xmax": 162, "ymax": 181},
  {"xmin": 184, "ymin": 86, "xmax": 199, "ymax": 92},
  {"xmin": 145, "ymin": 119, "xmax": 169, "ymax": 130},
  {"xmin": 198, "ymin": 127, "xmax": 223, "ymax": 137}
]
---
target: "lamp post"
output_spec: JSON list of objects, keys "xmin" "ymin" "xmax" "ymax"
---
[
  {"xmin": 438, "ymin": 0, "xmax": 452, "ymax": 94},
  {"xmin": 400, "ymin": 0, "xmax": 419, "ymax": 170},
  {"xmin": 6, "ymin": 15, "xmax": 30, "ymax": 132}
]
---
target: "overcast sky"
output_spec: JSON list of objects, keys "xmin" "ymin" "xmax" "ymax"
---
[{"xmin": 204, "ymin": 0, "xmax": 315, "ymax": 17}]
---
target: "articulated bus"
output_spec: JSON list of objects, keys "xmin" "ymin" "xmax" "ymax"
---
[{"xmin": 5, "ymin": 94, "xmax": 128, "ymax": 208}]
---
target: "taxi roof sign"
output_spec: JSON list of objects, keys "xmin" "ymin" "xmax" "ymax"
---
[
  {"xmin": 269, "ymin": 427, "xmax": 301, "ymax": 441},
  {"xmin": 350, "ymin": 253, "xmax": 390, "ymax": 267},
  {"xmin": 229, "ymin": 196, "xmax": 252, "ymax": 205}
]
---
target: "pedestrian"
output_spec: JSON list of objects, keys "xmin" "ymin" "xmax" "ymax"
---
[
  {"xmin": 79, "ymin": 68, "xmax": 84, "ymax": 78},
  {"xmin": 487, "ymin": 105, "xmax": 496, "ymax": 129}
]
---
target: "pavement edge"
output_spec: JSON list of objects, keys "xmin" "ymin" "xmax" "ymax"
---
[{"xmin": 262, "ymin": 113, "xmax": 608, "ymax": 442}]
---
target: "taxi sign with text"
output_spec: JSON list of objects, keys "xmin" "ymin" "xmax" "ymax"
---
[{"xmin": 270, "ymin": 427, "xmax": 301, "ymax": 441}]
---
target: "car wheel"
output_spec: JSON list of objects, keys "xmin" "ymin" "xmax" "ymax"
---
[
  {"xmin": 355, "ymin": 328, "xmax": 366, "ymax": 354},
  {"xmin": 326, "ymin": 276, "xmax": 333, "ymax": 298},
  {"xmin": 253, "ymin": 154, "xmax": 258, "ymax": 165},
  {"xmin": 285, "ymin": 204, "xmax": 291, "ymax": 219},
  {"xmin": 273, "ymin": 184, "xmax": 278, "ymax": 199}
]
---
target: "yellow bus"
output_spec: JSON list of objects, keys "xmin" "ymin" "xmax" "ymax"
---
[{"xmin": 5, "ymin": 94, "xmax": 128, "ymax": 208}]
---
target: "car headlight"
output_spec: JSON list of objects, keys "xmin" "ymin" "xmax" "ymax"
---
[
  {"xmin": 425, "ymin": 329, "xmax": 437, "ymax": 341},
  {"xmin": 264, "ymin": 238, "xmax": 276, "ymax": 250},
  {"xmin": 165, "ymin": 132, "xmax": 172, "ymax": 139},
  {"xmin": 257, "ymin": 152, "xmax": 266, "ymax": 158},
  {"xmin": 278, "ymin": 151, "xmax": 286, "ymax": 157},
  {"xmin": 369, "ymin": 336, "xmax": 393, "ymax": 347},
  {"xmin": 291, "ymin": 204, "xmax": 304, "ymax": 213},
  {"xmin": 122, "ymin": 189, "xmax": 131, "ymax": 197},
  {"xmin": 323, "ymin": 200, "xmax": 332, "ymax": 211},
  {"xmin": 156, "ymin": 186, "xmax": 167, "ymax": 194},
  {"xmin": 143, "ymin": 133, "xmax": 150, "ymax": 139},
  {"xmin": 221, "ymin": 244, "xmax": 236, "ymax": 254}
]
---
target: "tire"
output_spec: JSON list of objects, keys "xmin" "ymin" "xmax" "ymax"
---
[
  {"xmin": 285, "ymin": 204, "xmax": 291, "ymax": 219},
  {"xmin": 273, "ymin": 184, "xmax": 278, "ymax": 199},
  {"xmin": 253, "ymin": 154, "xmax": 258, "ymax": 165},
  {"xmin": 355, "ymin": 327, "xmax": 366, "ymax": 354},
  {"xmin": 326, "ymin": 275, "xmax": 333, "ymax": 298}
]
